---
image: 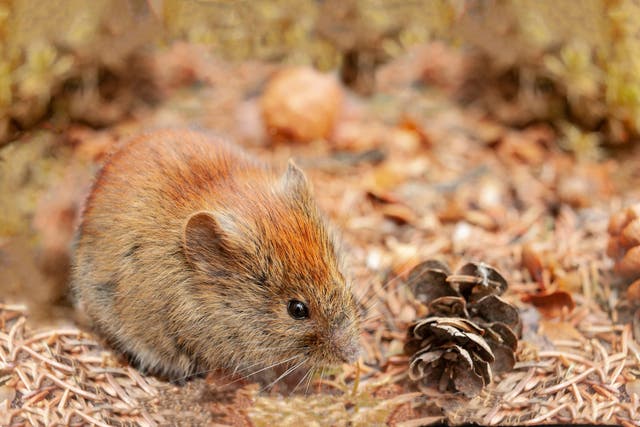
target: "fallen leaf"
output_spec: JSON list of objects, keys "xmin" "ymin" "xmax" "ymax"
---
[
  {"xmin": 366, "ymin": 188, "xmax": 401, "ymax": 204},
  {"xmin": 538, "ymin": 320, "xmax": 584, "ymax": 342},
  {"xmin": 521, "ymin": 290, "xmax": 575, "ymax": 318},
  {"xmin": 521, "ymin": 244, "xmax": 544, "ymax": 285},
  {"xmin": 380, "ymin": 203, "xmax": 417, "ymax": 225},
  {"xmin": 464, "ymin": 210, "xmax": 498, "ymax": 230},
  {"xmin": 370, "ymin": 162, "xmax": 408, "ymax": 192},
  {"xmin": 554, "ymin": 271, "xmax": 582, "ymax": 294},
  {"xmin": 398, "ymin": 116, "xmax": 432, "ymax": 147},
  {"xmin": 497, "ymin": 132, "xmax": 547, "ymax": 166},
  {"xmin": 437, "ymin": 199, "xmax": 466, "ymax": 223}
]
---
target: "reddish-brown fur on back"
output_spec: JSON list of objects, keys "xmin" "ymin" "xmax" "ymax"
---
[{"xmin": 72, "ymin": 129, "xmax": 360, "ymax": 380}]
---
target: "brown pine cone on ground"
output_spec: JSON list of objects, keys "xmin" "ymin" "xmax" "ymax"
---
[
  {"xmin": 607, "ymin": 204, "xmax": 640, "ymax": 279},
  {"xmin": 607, "ymin": 204, "xmax": 640, "ymax": 339},
  {"xmin": 404, "ymin": 260, "xmax": 521, "ymax": 398}
]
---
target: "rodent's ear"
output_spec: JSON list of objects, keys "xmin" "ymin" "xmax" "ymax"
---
[
  {"xmin": 281, "ymin": 159, "xmax": 312, "ymax": 199},
  {"xmin": 183, "ymin": 211, "xmax": 235, "ymax": 271}
]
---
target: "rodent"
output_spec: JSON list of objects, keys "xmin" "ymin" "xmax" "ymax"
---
[{"xmin": 71, "ymin": 129, "xmax": 360, "ymax": 380}]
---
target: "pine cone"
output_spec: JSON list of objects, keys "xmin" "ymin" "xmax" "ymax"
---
[
  {"xmin": 607, "ymin": 204, "xmax": 640, "ymax": 340},
  {"xmin": 405, "ymin": 260, "xmax": 521, "ymax": 397},
  {"xmin": 607, "ymin": 204, "xmax": 640, "ymax": 279}
]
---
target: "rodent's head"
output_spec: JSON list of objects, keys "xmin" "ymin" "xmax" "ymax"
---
[{"xmin": 182, "ymin": 161, "xmax": 360, "ymax": 374}]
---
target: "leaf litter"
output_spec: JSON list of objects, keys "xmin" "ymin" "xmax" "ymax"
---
[{"xmin": 1, "ymin": 41, "xmax": 640, "ymax": 426}]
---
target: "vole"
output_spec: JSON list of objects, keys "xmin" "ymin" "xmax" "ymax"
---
[{"xmin": 71, "ymin": 129, "xmax": 360, "ymax": 381}]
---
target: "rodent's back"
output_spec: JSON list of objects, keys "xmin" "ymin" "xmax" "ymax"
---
[
  {"xmin": 80, "ymin": 130, "xmax": 265, "ymax": 245},
  {"xmin": 74, "ymin": 130, "xmax": 264, "ymax": 376},
  {"xmin": 73, "ymin": 129, "xmax": 360, "ymax": 379}
]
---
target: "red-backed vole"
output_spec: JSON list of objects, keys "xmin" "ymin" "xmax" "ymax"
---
[{"xmin": 72, "ymin": 129, "xmax": 360, "ymax": 380}]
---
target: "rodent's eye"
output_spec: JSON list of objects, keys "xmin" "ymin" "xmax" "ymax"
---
[{"xmin": 287, "ymin": 299, "xmax": 309, "ymax": 320}]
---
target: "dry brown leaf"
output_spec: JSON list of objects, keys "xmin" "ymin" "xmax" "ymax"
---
[
  {"xmin": 370, "ymin": 162, "xmax": 408, "ymax": 192},
  {"xmin": 380, "ymin": 203, "xmax": 417, "ymax": 225},
  {"xmin": 398, "ymin": 116, "xmax": 432, "ymax": 147},
  {"xmin": 464, "ymin": 210, "xmax": 498, "ymax": 231},
  {"xmin": 554, "ymin": 271, "xmax": 582, "ymax": 294},
  {"xmin": 497, "ymin": 132, "xmax": 547, "ymax": 166},
  {"xmin": 538, "ymin": 320, "xmax": 584, "ymax": 342},
  {"xmin": 366, "ymin": 188, "xmax": 402, "ymax": 204},
  {"xmin": 471, "ymin": 119, "xmax": 505, "ymax": 145},
  {"xmin": 437, "ymin": 199, "xmax": 466, "ymax": 223},
  {"xmin": 521, "ymin": 243, "xmax": 544, "ymax": 285},
  {"xmin": 521, "ymin": 290, "xmax": 576, "ymax": 318}
]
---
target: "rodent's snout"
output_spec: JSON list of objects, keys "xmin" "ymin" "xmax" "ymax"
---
[{"xmin": 331, "ymin": 327, "xmax": 361, "ymax": 364}]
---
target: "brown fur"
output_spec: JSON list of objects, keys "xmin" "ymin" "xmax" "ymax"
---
[{"xmin": 71, "ymin": 129, "xmax": 360, "ymax": 380}]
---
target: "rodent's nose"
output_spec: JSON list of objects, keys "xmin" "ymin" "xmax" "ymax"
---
[
  {"xmin": 340, "ymin": 341, "xmax": 360, "ymax": 364},
  {"xmin": 332, "ymin": 329, "xmax": 361, "ymax": 364}
]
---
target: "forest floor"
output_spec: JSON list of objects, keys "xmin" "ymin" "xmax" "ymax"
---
[{"xmin": 1, "ymin": 42, "xmax": 640, "ymax": 426}]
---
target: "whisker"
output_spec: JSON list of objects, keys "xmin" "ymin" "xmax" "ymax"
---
[
  {"xmin": 361, "ymin": 311, "xmax": 385, "ymax": 324},
  {"xmin": 316, "ymin": 366, "xmax": 326, "ymax": 393},
  {"xmin": 233, "ymin": 349, "xmax": 307, "ymax": 376},
  {"xmin": 219, "ymin": 354, "xmax": 303, "ymax": 389},
  {"xmin": 241, "ymin": 354, "xmax": 303, "ymax": 379},
  {"xmin": 261, "ymin": 359, "xmax": 307, "ymax": 393},
  {"xmin": 304, "ymin": 364, "xmax": 316, "ymax": 395},
  {"xmin": 166, "ymin": 346, "xmax": 308, "ymax": 384},
  {"xmin": 291, "ymin": 366, "xmax": 314, "ymax": 396}
]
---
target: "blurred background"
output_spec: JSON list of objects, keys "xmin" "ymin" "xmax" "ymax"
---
[{"xmin": 1, "ymin": 0, "xmax": 638, "ymax": 145}]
